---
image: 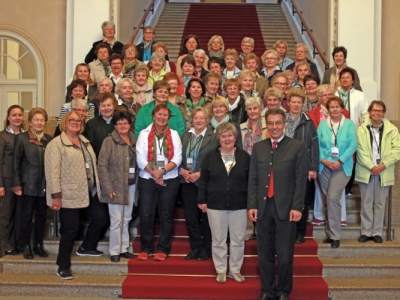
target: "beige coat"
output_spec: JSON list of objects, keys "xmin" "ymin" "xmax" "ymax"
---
[
  {"xmin": 97, "ymin": 130, "xmax": 138, "ymax": 205},
  {"xmin": 45, "ymin": 132, "xmax": 101, "ymax": 208}
]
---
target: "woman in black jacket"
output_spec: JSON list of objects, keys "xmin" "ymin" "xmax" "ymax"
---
[
  {"xmin": 12, "ymin": 108, "xmax": 52, "ymax": 259},
  {"xmin": 197, "ymin": 122, "xmax": 250, "ymax": 284},
  {"xmin": 284, "ymin": 88, "xmax": 319, "ymax": 244}
]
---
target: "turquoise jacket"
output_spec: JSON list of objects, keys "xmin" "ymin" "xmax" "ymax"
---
[
  {"xmin": 134, "ymin": 100, "xmax": 185, "ymax": 137},
  {"xmin": 317, "ymin": 116, "xmax": 357, "ymax": 176},
  {"xmin": 355, "ymin": 118, "xmax": 400, "ymax": 186}
]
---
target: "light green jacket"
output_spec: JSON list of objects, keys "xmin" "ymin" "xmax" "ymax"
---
[{"xmin": 355, "ymin": 118, "xmax": 400, "ymax": 186}]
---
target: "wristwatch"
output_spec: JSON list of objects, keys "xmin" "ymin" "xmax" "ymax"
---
[{"xmin": 162, "ymin": 167, "xmax": 167, "ymax": 174}]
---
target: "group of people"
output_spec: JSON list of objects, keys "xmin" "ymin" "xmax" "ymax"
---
[{"xmin": 0, "ymin": 20, "xmax": 399, "ymax": 300}]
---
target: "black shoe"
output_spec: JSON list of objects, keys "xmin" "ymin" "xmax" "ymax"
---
[
  {"xmin": 331, "ymin": 240, "xmax": 340, "ymax": 248},
  {"xmin": 196, "ymin": 250, "xmax": 210, "ymax": 261},
  {"xmin": 76, "ymin": 246, "xmax": 103, "ymax": 257},
  {"xmin": 358, "ymin": 235, "xmax": 369, "ymax": 243},
  {"xmin": 345, "ymin": 187, "xmax": 352, "ymax": 195},
  {"xmin": 296, "ymin": 234, "xmax": 305, "ymax": 244},
  {"xmin": 373, "ymin": 235, "xmax": 383, "ymax": 243},
  {"xmin": 57, "ymin": 268, "xmax": 73, "ymax": 280},
  {"xmin": 120, "ymin": 252, "xmax": 135, "ymax": 259},
  {"xmin": 323, "ymin": 238, "xmax": 333, "ymax": 244},
  {"xmin": 278, "ymin": 295, "xmax": 289, "ymax": 300},
  {"xmin": 33, "ymin": 243, "xmax": 48, "ymax": 258},
  {"xmin": 184, "ymin": 249, "xmax": 199, "ymax": 260},
  {"xmin": 4, "ymin": 249, "xmax": 19, "ymax": 255},
  {"xmin": 110, "ymin": 255, "xmax": 120, "ymax": 262},
  {"xmin": 23, "ymin": 245, "xmax": 33, "ymax": 259},
  {"xmin": 259, "ymin": 294, "xmax": 276, "ymax": 300}
]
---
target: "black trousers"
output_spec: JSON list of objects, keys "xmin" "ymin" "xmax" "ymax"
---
[
  {"xmin": 57, "ymin": 193, "xmax": 108, "ymax": 269},
  {"xmin": 138, "ymin": 177, "xmax": 180, "ymax": 254},
  {"xmin": 257, "ymin": 198, "xmax": 296, "ymax": 298},
  {"xmin": 181, "ymin": 182, "xmax": 211, "ymax": 254},
  {"xmin": 0, "ymin": 178, "xmax": 18, "ymax": 251},
  {"xmin": 296, "ymin": 179, "xmax": 315, "ymax": 236},
  {"xmin": 18, "ymin": 195, "xmax": 47, "ymax": 246}
]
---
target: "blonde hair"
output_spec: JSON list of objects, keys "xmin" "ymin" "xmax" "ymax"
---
[
  {"xmin": 316, "ymin": 84, "xmax": 332, "ymax": 100},
  {"xmin": 59, "ymin": 111, "xmax": 84, "ymax": 134},
  {"xmin": 287, "ymin": 88, "xmax": 306, "ymax": 104},
  {"xmin": 264, "ymin": 87, "xmax": 283, "ymax": 100},
  {"xmin": 237, "ymin": 69, "xmax": 256, "ymax": 83},
  {"xmin": 115, "ymin": 78, "xmax": 134, "ymax": 94},
  {"xmin": 295, "ymin": 43, "xmax": 309, "ymax": 53},
  {"xmin": 191, "ymin": 107, "xmax": 210, "ymax": 125},
  {"xmin": 211, "ymin": 96, "xmax": 229, "ymax": 111},
  {"xmin": 296, "ymin": 62, "xmax": 311, "ymax": 74},
  {"xmin": 224, "ymin": 48, "xmax": 239, "ymax": 61},
  {"xmin": 216, "ymin": 122, "xmax": 238, "ymax": 139},
  {"xmin": 273, "ymin": 40, "xmax": 289, "ymax": 53},
  {"xmin": 241, "ymin": 37, "xmax": 254, "ymax": 47},
  {"xmin": 261, "ymin": 50, "xmax": 279, "ymax": 66},
  {"xmin": 208, "ymin": 35, "xmax": 225, "ymax": 52},
  {"xmin": 245, "ymin": 96, "xmax": 262, "ymax": 110},
  {"xmin": 151, "ymin": 51, "xmax": 166, "ymax": 68}
]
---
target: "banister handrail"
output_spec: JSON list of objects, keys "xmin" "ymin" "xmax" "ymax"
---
[
  {"xmin": 285, "ymin": 0, "xmax": 329, "ymax": 70},
  {"xmin": 128, "ymin": 0, "xmax": 157, "ymax": 43}
]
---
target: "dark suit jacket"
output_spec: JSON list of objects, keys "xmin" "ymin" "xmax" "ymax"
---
[
  {"xmin": 179, "ymin": 128, "xmax": 218, "ymax": 185},
  {"xmin": 247, "ymin": 136, "xmax": 307, "ymax": 221},
  {"xmin": 136, "ymin": 40, "xmax": 158, "ymax": 62},
  {"xmin": 286, "ymin": 58, "xmax": 320, "ymax": 81},
  {"xmin": 0, "ymin": 130, "xmax": 16, "ymax": 185},
  {"xmin": 85, "ymin": 40, "xmax": 124, "ymax": 64}
]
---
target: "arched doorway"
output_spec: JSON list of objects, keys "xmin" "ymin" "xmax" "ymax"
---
[{"xmin": 0, "ymin": 29, "xmax": 44, "ymax": 124}]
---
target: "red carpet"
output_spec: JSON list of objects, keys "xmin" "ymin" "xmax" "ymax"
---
[
  {"xmin": 122, "ymin": 207, "xmax": 328, "ymax": 299},
  {"xmin": 180, "ymin": 4, "xmax": 266, "ymax": 57}
]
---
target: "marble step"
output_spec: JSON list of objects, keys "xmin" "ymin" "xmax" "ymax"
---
[
  {"xmin": 321, "ymin": 256, "xmax": 400, "ymax": 278},
  {"xmin": 0, "ymin": 272, "xmax": 123, "ymax": 298},
  {"xmin": 0, "ymin": 254, "xmax": 126, "ymax": 275},
  {"xmin": 313, "ymin": 222, "xmax": 393, "ymax": 240},
  {"xmin": 325, "ymin": 277, "xmax": 400, "ymax": 300},
  {"xmin": 317, "ymin": 239, "xmax": 400, "ymax": 258}
]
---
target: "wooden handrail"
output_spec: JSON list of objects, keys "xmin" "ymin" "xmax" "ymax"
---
[
  {"xmin": 128, "ymin": 0, "xmax": 157, "ymax": 43},
  {"xmin": 285, "ymin": 0, "xmax": 329, "ymax": 70}
]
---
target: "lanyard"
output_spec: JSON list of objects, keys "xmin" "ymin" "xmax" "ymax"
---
[
  {"xmin": 330, "ymin": 119, "xmax": 341, "ymax": 147},
  {"xmin": 157, "ymin": 137, "xmax": 163, "ymax": 155},
  {"xmin": 370, "ymin": 126, "xmax": 381, "ymax": 154},
  {"xmin": 188, "ymin": 134, "xmax": 203, "ymax": 156}
]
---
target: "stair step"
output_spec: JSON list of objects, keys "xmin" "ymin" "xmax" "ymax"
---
[
  {"xmin": 0, "ymin": 254, "xmax": 126, "ymax": 275},
  {"xmin": 325, "ymin": 277, "xmax": 400, "ymax": 299},
  {"xmin": 321, "ymin": 256, "xmax": 400, "ymax": 278},
  {"xmin": 317, "ymin": 239, "xmax": 400, "ymax": 257},
  {"xmin": 313, "ymin": 222, "xmax": 393, "ymax": 240},
  {"xmin": 0, "ymin": 273, "xmax": 123, "ymax": 298}
]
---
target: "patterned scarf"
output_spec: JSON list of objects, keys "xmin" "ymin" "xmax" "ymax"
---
[
  {"xmin": 100, "ymin": 60, "xmax": 111, "ymax": 76},
  {"xmin": 243, "ymin": 119, "xmax": 262, "ymax": 155},
  {"xmin": 209, "ymin": 50, "xmax": 223, "ymax": 58},
  {"xmin": 285, "ymin": 113, "xmax": 301, "ymax": 138},
  {"xmin": 124, "ymin": 60, "xmax": 139, "ymax": 75},
  {"xmin": 147, "ymin": 124, "xmax": 174, "ymax": 170},
  {"xmin": 143, "ymin": 40, "xmax": 154, "ymax": 62}
]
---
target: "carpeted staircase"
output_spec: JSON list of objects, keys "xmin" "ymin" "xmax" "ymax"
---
[{"xmin": 122, "ymin": 207, "xmax": 328, "ymax": 300}]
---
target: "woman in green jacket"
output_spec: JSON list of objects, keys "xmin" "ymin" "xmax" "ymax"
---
[
  {"xmin": 356, "ymin": 100, "xmax": 400, "ymax": 243},
  {"xmin": 134, "ymin": 81, "xmax": 185, "ymax": 138}
]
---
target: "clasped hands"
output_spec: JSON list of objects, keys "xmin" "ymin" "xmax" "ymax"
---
[
  {"xmin": 248, "ymin": 209, "xmax": 302, "ymax": 222},
  {"xmin": 180, "ymin": 169, "xmax": 200, "ymax": 184}
]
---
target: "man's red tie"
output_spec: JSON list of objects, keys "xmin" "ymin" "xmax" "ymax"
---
[{"xmin": 268, "ymin": 141, "xmax": 278, "ymax": 198}]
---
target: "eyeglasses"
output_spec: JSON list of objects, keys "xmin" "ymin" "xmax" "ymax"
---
[
  {"xmin": 266, "ymin": 57, "xmax": 276, "ymax": 60},
  {"xmin": 144, "ymin": 31, "xmax": 154, "ymax": 35},
  {"xmin": 68, "ymin": 119, "xmax": 82, "ymax": 124},
  {"xmin": 116, "ymin": 122, "xmax": 130, "ymax": 126},
  {"xmin": 111, "ymin": 62, "xmax": 122, "ymax": 66},
  {"xmin": 274, "ymin": 82, "xmax": 287, "ymax": 86}
]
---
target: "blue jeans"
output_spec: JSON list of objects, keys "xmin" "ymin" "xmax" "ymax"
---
[{"xmin": 138, "ymin": 177, "xmax": 180, "ymax": 254}]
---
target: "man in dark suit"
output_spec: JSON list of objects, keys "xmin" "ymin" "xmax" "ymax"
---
[
  {"xmin": 248, "ymin": 108, "xmax": 307, "ymax": 300},
  {"xmin": 286, "ymin": 43, "xmax": 319, "ymax": 80}
]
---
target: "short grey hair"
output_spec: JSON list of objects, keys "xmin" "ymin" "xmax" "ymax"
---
[
  {"xmin": 144, "ymin": 26, "xmax": 155, "ymax": 34},
  {"xmin": 193, "ymin": 49, "xmax": 206, "ymax": 58},
  {"xmin": 151, "ymin": 51, "xmax": 166, "ymax": 68},
  {"xmin": 97, "ymin": 76, "xmax": 113, "ymax": 88},
  {"xmin": 295, "ymin": 43, "xmax": 309, "ymax": 53},
  {"xmin": 101, "ymin": 21, "xmax": 115, "ymax": 30},
  {"xmin": 115, "ymin": 78, "xmax": 134, "ymax": 94},
  {"xmin": 71, "ymin": 99, "xmax": 89, "ymax": 111},
  {"xmin": 216, "ymin": 122, "xmax": 238, "ymax": 139},
  {"xmin": 245, "ymin": 96, "xmax": 262, "ymax": 110}
]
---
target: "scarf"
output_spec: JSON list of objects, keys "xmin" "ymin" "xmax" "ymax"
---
[
  {"xmin": 103, "ymin": 37, "xmax": 116, "ymax": 48},
  {"xmin": 134, "ymin": 82, "xmax": 149, "ymax": 105},
  {"xmin": 305, "ymin": 96, "xmax": 318, "ymax": 112},
  {"xmin": 209, "ymin": 50, "xmax": 223, "ymax": 58},
  {"xmin": 100, "ymin": 59, "xmax": 111, "ymax": 76},
  {"xmin": 143, "ymin": 40, "xmax": 154, "ymax": 61},
  {"xmin": 285, "ymin": 113, "xmax": 301, "ymax": 138},
  {"xmin": 211, "ymin": 115, "xmax": 230, "ymax": 132},
  {"xmin": 187, "ymin": 97, "xmax": 205, "ymax": 110},
  {"xmin": 147, "ymin": 124, "xmax": 174, "ymax": 170},
  {"xmin": 31, "ymin": 128, "xmax": 44, "ymax": 141},
  {"xmin": 243, "ymin": 119, "xmax": 262, "ymax": 155},
  {"xmin": 124, "ymin": 60, "xmax": 139, "ymax": 75},
  {"xmin": 337, "ymin": 87, "xmax": 350, "ymax": 110},
  {"xmin": 182, "ymin": 75, "xmax": 192, "ymax": 89},
  {"xmin": 329, "ymin": 63, "xmax": 348, "ymax": 91},
  {"xmin": 229, "ymin": 95, "xmax": 241, "ymax": 112}
]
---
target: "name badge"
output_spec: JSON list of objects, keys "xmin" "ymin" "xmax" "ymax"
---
[
  {"xmin": 157, "ymin": 155, "xmax": 165, "ymax": 168},
  {"xmin": 129, "ymin": 168, "xmax": 135, "ymax": 174},
  {"xmin": 331, "ymin": 147, "xmax": 339, "ymax": 158},
  {"xmin": 374, "ymin": 152, "xmax": 381, "ymax": 165},
  {"xmin": 187, "ymin": 158, "xmax": 193, "ymax": 170}
]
